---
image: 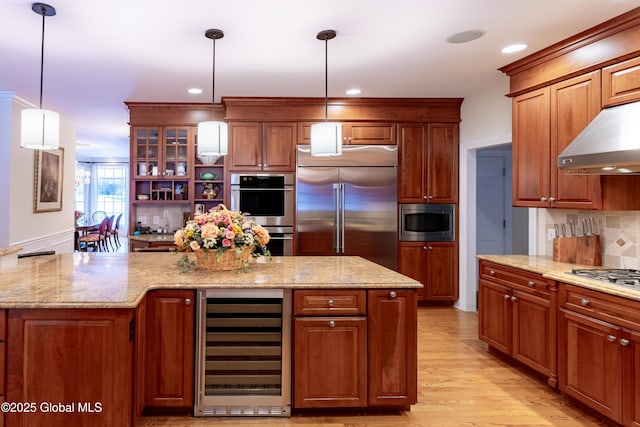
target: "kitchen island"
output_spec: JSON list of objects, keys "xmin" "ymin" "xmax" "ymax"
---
[{"xmin": 0, "ymin": 253, "xmax": 420, "ymax": 426}]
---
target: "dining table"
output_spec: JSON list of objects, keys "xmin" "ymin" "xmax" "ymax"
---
[{"xmin": 74, "ymin": 222, "xmax": 100, "ymax": 251}]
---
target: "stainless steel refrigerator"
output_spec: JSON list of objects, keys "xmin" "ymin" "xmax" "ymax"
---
[{"xmin": 296, "ymin": 145, "xmax": 397, "ymax": 270}]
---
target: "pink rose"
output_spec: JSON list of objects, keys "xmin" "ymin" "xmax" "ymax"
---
[
  {"xmin": 190, "ymin": 241, "xmax": 201, "ymax": 251},
  {"xmin": 222, "ymin": 238, "xmax": 232, "ymax": 247}
]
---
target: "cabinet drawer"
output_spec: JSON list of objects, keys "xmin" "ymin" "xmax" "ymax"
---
[
  {"xmin": 293, "ymin": 290, "xmax": 366, "ymax": 316},
  {"xmin": 480, "ymin": 262, "xmax": 550, "ymax": 296},
  {"xmin": 561, "ymin": 284, "xmax": 640, "ymax": 329},
  {"xmin": 602, "ymin": 56, "xmax": 640, "ymax": 107}
]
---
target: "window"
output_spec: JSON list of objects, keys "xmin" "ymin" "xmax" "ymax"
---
[{"xmin": 75, "ymin": 162, "xmax": 129, "ymax": 234}]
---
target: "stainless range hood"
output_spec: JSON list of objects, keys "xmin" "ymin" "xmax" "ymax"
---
[{"xmin": 558, "ymin": 101, "xmax": 640, "ymax": 174}]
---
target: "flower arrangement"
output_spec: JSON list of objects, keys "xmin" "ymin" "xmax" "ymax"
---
[
  {"xmin": 173, "ymin": 204, "xmax": 270, "ymax": 272},
  {"xmin": 74, "ymin": 210, "xmax": 84, "ymax": 225}
]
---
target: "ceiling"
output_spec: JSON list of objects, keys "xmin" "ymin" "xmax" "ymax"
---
[{"xmin": 1, "ymin": 0, "xmax": 639, "ymax": 161}]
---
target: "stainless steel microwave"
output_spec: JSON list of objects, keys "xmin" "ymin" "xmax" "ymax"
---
[{"xmin": 399, "ymin": 204, "xmax": 455, "ymax": 242}]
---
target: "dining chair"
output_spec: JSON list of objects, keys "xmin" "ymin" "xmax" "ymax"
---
[
  {"xmin": 104, "ymin": 215, "xmax": 115, "ymax": 251},
  {"xmin": 91, "ymin": 210, "xmax": 107, "ymax": 223},
  {"xmin": 78, "ymin": 217, "xmax": 109, "ymax": 252},
  {"xmin": 111, "ymin": 213, "xmax": 123, "ymax": 248}
]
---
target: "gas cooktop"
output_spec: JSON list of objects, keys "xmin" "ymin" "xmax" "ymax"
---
[{"xmin": 570, "ymin": 268, "xmax": 640, "ymax": 288}]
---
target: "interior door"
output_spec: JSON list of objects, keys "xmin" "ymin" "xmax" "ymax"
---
[
  {"xmin": 296, "ymin": 167, "xmax": 340, "ymax": 255},
  {"xmin": 341, "ymin": 166, "xmax": 397, "ymax": 269}
]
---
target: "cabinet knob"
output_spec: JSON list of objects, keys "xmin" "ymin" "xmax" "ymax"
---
[
  {"xmin": 427, "ymin": 246, "xmax": 433, "ymax": 250},
  {"xmin": 423, "ymin": 195, "xmax": 428, "ymax": 200},
  {"xmin": 620, "ymin": 338, "xmax": 630, "ymax": 346},
  {"xmin": 489, "ymin": 270, "xmax": 496, "ymax": 276},
  {"xmin": 511, "ymin": 296, "xmax": 517, "ymax": 302},
  {"xmin": 549, "ymin": 197, "xmax": 556, "ymax": 202},
  {"xmin": 389, "ymin": 291, "xmax": 397, "ymax": 298},
  {"xmin": 184, "ymin": 298, "xmax": 191, "ymax": 306},
  {"xmin": 527, "ymin": 281, "xmax": 535, "ymax": 287},
  {"xmin": 580, "ymin": 298, "xmax": 590, "ymax": 306},
  {"xmin": 427, "ymin": 195, "xmax": 433, "ymax": 199},
  {"xmin": 329, "ymin": 320, "xmax": 336, "ymax": 328},
  {"xmin": 423, "ymin": 246, "xmax": 428, "ymax": 250},
  {"xmin": 607, "ymin": 335, "xmax": 617, "ymax": 342},
  {"xmin": 540, "ymin": 197, "xmax": 548, "ymax": 202},
  {"xmin": 327, "ymin": 299, "xmax": 335, "ymax": 306},
  {"xmin": 504, "ymin": 294, "xmax": 510, "ymax": 300}
]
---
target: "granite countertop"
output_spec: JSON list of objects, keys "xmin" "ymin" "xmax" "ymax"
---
[
  {"xmin": 477, "ymin": 254, "xmax": 640, "ymax": 302},
  {"xmin": 0, "ymin": 254, "xmax": 420, "ymax": 309}
]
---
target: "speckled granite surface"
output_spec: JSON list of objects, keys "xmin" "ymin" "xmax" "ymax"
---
[
  {"xmin": 0, "ymin": 254, "xmax": 420, "ymax": 309},
  {"xmin": 477, "ymin": 254, "xmax": 640, "ymax": 301}
]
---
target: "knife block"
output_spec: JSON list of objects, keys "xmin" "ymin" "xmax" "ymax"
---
[{"xmin": 553, "ymin": 235, "xmax": 602, "ymax": 266}]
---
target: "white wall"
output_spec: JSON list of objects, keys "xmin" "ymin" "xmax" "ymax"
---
[
  {"xmin": 458, "ymin": 76, "xmax": 513, "ymax": 312},
  {"xmin": 0, "ymin": 92, "xmax": 77, "ymax": 254}
]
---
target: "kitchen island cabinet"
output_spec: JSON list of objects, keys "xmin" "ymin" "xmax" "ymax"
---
[
  {"xmin": 144, "ymin": 290, "xmax": 195, "ymax": 411},
  {"xmin": 293, "ymin": 289, "xmax": 417, "ymax": 409},
  {"xmin": 6, "ymin": 308, "xmax": 134, "ymax": 427},
  {"xmin": 0, "ymin": 254, "xmax": 420, "ymax": 425}
]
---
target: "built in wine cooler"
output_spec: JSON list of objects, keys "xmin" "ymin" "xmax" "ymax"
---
[{"xmin": 194, "ymin": 288, "xmax": 292, "ymax": 417}]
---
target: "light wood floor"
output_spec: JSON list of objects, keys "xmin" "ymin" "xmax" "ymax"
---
[{"xmin": 137, "ymin": 306, "xmax": 607, "ymax": 427}]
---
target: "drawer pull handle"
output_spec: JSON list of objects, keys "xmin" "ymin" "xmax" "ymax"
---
[
  {"xmin": 327, "ymin": 299, "xmax": 335, "ymax": 306},
  {"xmin": 527, "ymin": 281, "xmax": 535, "ymax": 287},
  {"xmin": 580, "ymin": 298, "xmax": 590, "ymax": 306},
  {"xmin": 607, "ymin": 335, "xmax": 617, "ymax": 342},
  {"xmin": 511, "ymin": 296, "xmax": 517, "ymax": 302},
  {"xmin": 490, "ymin": 270, "xmax": 496, "ymax": 276},
  {"xmin": 184, "ymin": 298, "xmax": 191, "ymax": 306},
  {"xmin": 620, "ymin": 338, "xmax": 630, "ymax": 346},
  {"xmin": 504, "ymin": 294, "xmax": 510, "ymax": 300},
  {"xmin": 329, "ymin": 320, "xmax": 336, "ymax": 328},
  {"xmin": 389, "ymin": 291, "xmax": 397, "ymax": 298}
]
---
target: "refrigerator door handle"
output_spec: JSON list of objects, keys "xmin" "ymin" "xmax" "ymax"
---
[
  {"xmin": 333, "ymin": 183, "xmax": 341, "ymax": 253},
  {"xmin": 340, "ymin": 183, "xmax": 345, "ymax": 254}
]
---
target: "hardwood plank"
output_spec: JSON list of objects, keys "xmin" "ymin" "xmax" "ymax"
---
[{"xmin": 136, "ymin": 306, "xmax": 603, "ymax": 426}]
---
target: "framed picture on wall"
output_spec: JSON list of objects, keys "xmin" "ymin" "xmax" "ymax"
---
[{"xmin": 34, "ymin": 147, "xmax": 64, "ymax": 213}]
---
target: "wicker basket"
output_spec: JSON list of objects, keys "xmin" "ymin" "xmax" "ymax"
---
[{"xmin": 193, "ymin": 247, "xmax": 253, "ymax": 271}]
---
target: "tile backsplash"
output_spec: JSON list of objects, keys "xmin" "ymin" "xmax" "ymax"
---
[{"xmin": 544, "ymin": 210, "xmax": 640, "ymax": 268}]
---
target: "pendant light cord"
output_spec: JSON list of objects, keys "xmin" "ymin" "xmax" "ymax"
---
[
  {"xmin": 323, "ymin": 37, "xmax": 328, "ymax": 123},
  {"xmin": 38, "ymin": 6, "xmax": 46, "ymax": 109},
  {"xmin": 211, "ymin": 36, "xmax": 216, "ymax": 121}
]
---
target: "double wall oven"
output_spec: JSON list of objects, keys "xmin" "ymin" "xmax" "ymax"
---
[{"xmin": 230, "ymin": 173, "xmax": 294, "ymax": 256}]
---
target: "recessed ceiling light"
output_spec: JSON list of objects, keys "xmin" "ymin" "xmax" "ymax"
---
[
  {"xmin": 345, "ymin": 88, "xmax": 361, "ymax": 96},
  {"xmin": 446, "ymin": 29, "xmax": 486, "ymax": 44},
  {"xmin": 501, "ymin": 43, "xmax": 528, "ymax": 54},
  {"xmin": 188, "ymin": 88, "xmax": 203, "ymax": 94}
]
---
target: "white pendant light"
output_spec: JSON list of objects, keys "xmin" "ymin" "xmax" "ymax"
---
[
  {"xmin": 311, "ymin": 30, "xmax": 342, "ymax": 157},
  {"xmin": 197, "ymin": 29, "xmax": 227, "ymax": 162},
  {"xmin": 21, "ymin": 3, "xmax": 60, "ymax": 150}
]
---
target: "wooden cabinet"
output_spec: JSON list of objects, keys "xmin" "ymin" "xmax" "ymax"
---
[
  {"xmin": 478, "ymin": 261, "xmax": 556, "ymax": 385},
  {"xmin": 398, "ymin": 123, "xmax": 458, "ymax": 203},
  {"xmin": 558, "ymin": 283, "xmax": 640, "ymax": 426},
  {"xmin": 144, "ymin": 290, "xmax": 195, "ymax": 410},
  {"xmin": 397, "ymin": 242, "xmax": 458, "ymax": 301},
  {"xmin": 229, "ymin": 122, "xmax": 296, "ymax": 171},
  {"xmin": 133, "ymin": 295, "xmax": 147, "ymax": 421},
  {"xmin": 132, "ymin": 127, "xmax": 192, "ymax": 179},
  {"xmin": 603, "ymin": 55, "xmax": 640, "ymax": 107},
  {"xmin": 192, "ymin": 159, "xmax": 225, "ymax": 213},
  {"xmin": 367, "ymin": 289, "xmax": 417, "ymax": 407},
  {"xmin": 0, "ymin": 310, "xmax": 5, "ymax": 427},
  {"xmin": 293, "ymin": 290, "xmax": 367, "ymax": 408},
  {"xmin": 292, "ymin": 289, "xmax": 417, "ymax": 409},
  {"xmin": 6, "ymin": 309, "xmax": 134, "ymax": 427},
  {"xmin": 513, "ymin": 72, "xmax": 601, "ymax": 209},
  {"xmin": 298, "ymin": 122, "xmax": 396, "ymax": 145}
]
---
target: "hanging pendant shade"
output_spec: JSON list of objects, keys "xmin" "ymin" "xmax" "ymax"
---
[
  {"xmin": 197, "ymin": 29, "xmax": 227, "ymax": 161},
  {"xmin": 311, "ymin": 29, "xmax": 342, "ymax": 157},
  {"xmin": 21, "ymin": 3, "xmax": 59, "ymax": 150}
]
